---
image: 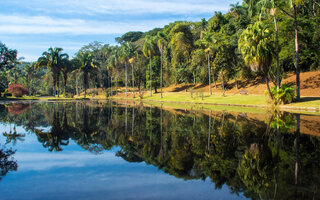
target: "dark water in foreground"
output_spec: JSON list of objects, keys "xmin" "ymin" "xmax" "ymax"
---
[{"xmin": 0, "ymin": 101, "xmax": 320, "ymax": 200}]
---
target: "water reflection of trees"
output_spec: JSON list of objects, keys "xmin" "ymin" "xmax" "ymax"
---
[
  {"xmin": 0, "ymin": 144, "xmax": 17, "ymax": 181},
  {"xmin": 1, "ymin": 101, "xmax": 320, "ymax": 199}
]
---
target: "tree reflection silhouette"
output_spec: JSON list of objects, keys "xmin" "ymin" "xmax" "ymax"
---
[
  {"xmin": 0, "ymin": 144, "xmax": 17, "ymax": 181},
  {"xmin": 0, "ymin": 101, "xmax": 320, "ymax": 199}
]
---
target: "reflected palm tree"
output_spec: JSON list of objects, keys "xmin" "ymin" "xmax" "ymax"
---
[
  {"xmin": 34, "ymin": 104, "xmax": 70, "ymax": 151},
  {"xmin": 3, "ymin": 125, "xmax": 25, "ymax": 145}
]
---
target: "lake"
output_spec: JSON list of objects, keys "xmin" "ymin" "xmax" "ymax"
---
[{"xmin": 0, "ymin": 101, "xmax": 320, "ymax": 200}]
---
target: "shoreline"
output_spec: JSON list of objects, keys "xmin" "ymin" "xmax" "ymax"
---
[{"xmin": 1, "ymin": 93, "xmax": 319, "ymax": 114}]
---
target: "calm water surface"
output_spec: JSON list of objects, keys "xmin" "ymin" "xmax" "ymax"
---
[{"xmin": 0, "ymin": 101, "xmax": 320, "ymax": 200}]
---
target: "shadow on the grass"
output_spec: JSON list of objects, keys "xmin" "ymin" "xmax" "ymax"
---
[{"xmin": 296, "ymin": 97, "xmax": 320, "ymax": 103}]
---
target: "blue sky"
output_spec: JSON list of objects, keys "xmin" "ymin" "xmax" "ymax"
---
[{"xmin": 0, "ymin": 0, "xmax": 239, "ymax": 62}]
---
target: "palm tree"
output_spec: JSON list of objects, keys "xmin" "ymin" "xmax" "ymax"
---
[
  {"xmin": 247, "ymin": 0, "xmax": 281, "ymax": 99},
  {"xmin": 61, "ymin": 58, "xmax": 75, "ymax": 97},
  {"xmin": 274, "ymin": 0, "xmax": 301, "ymax": 100},
  {"xmin": 107, "ymin": 47, "xmax": 121, "ymax": 96},
  {"xmin": 249, "ymin": 0, "xmax": 302, "ymax": 99},
  {"xmin": 77, "ymin": 52, "xmax": 99, "ymax": 98},
  {"xmin": 121, "ymin": 42, "xmax": 136, "ymax": 97},
  {"xmin": 143, "ymin": 36, "xmax": 157, "ymax": 97},
  {"xmin": 36, "ymin": 47, "xmax": 68, "ymax": 97},
  {"xmin": 120, "ymin": 45, "xmax": 129, "ymax": 96},
  {"xmin": 238, "ymin": 21, "xmax": 275, "ymax": 100},
  {"xmin": 156, "ymin": 32, "xmax": 167, "ymax": 99},
  {"xmin": 201, "ymin": 30, "xmax": 216, "ymax": 95}
]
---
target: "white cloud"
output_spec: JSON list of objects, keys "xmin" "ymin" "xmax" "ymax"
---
[
  {"xmin": 8, "ymin": 0, "xmax": 233, "ymax": 15},
  {"xmin": 0, "ymin": 15, "xmax": 170, "ymax": 35},
  {"xmin": 15, "ymin": 151, "xmax": 125, "ymax": 171}
]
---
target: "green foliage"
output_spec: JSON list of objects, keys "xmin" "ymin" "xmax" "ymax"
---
[
  {"xmin": 267, "ymin": 83, "xmax": 297, "ymax": 104},
  {"xmin": 116, "ymin": 31, "xmax": 143, "ymax": 43}
]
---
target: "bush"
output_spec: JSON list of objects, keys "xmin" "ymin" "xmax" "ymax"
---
[
  {"xmin": 266, "ymin": 84, "xmax": 296, "ymax": 105},
  {"xmin": 8, "ymin": 84, "xmax": 29, "ymax": 97}
]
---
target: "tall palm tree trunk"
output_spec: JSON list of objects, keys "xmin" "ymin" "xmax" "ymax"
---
[
  {"xmin": 64, "ymin": 74, "xmax": 67, "ymax": 98},
  {"xmin": 273, "ymin": 15, "xmax": 280, "ymax": 91},
  {"xmin": 53, "ymin": 78, "xmax": 56, "ymax": 97},
  {"xmin": 64, "ymin": 82, "xmax": 67, "ymax": 98},
  {"xmin": 125, "ymin": 62, "xmax": 128, "ymax": 97},
  {"xmin": 293, "ymin": 4, "xmax": 300, "ymax": 100},
  {"xmin": 221, "ymin": 71, "xmax": 225, "ymax": 96},
  {"xmin": 132, "ymin": 63, "xmax": 135, "ymax": 98},
  {"xmin": 76, "ymin": 73, "xmax": 79, "ymax": 96},
  {"xmin": 150, "ymin": 57, "xmax": 152, "ymax": 97},
  {"xmin": 110, "ymin": 76, "xmax": 113, "ymax": 97},
  {"xmin": 208, "ymin": 53, "xmax": 211, "ymax": 95},
  {"xmin": 160, "ymin": 51, "xmax": 163, "ymax": 98},
  {"xmin": 84, "ymin": 72, "xmax": 87, "ymax": 98}
]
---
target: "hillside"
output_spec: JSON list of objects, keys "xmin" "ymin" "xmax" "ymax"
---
[{"xmin": 162, "ymin": 70, "xmax": 320, "ymax": 97}]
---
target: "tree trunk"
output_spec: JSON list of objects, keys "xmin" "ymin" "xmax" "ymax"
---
[
  {"xmin": 76, "ymin": 73, "xmax": 79, "ymax": 96},
  {"xmin": 84, "ymin": 73, "xmax": 87, "ymax": 98},
  {"xmin": 57, "ymin": 75, "xmax": 60, "ymax": 98},
  {"xmin": 221, "ymin": 71, "xmax": 225, "ymax": 96},
  {"xmin": 293, "ymin": 4, "xmax": 300, "ymax": 100},
  {"xmin": 150, "ymin": 57, "xmax": 152, "ymax": 97},
  {"xmin": 213, "ymin": 68, "xmax": 217, "ymax": 89},
  {"xmin": 64, "ymin": 82, "xmax": 67, "ymax": 98},
  {"xmin": 138, "ymin": 60, "xmax": 142, "ymax": 96},
  {"xmin": 84, "ymin": 85, "xmax": 87, "ymax": 98},
  {"xmin": 160, "ymin": 51, "xmax": 163, "ymax": 98},
  {"xmin": 274, "ymin": 15, "xmax": 280, "ymax": 91},
  {"xmin": 235, "ymin": 77, "xmax": 238, "ymax": 90},
  {"xmin": 64, "ymin": 75, "xmax": 67, "ymax": 98},
  {"xmin": 265, "ymin": 75, "xmax": 273, "ymax": 100},
  {"xmin": 125, "ymin": 61, "xmax": 128, "ymax": 97},
  {"xmin": 110, "ymin": 77, "xmax": 113, "ymax": 97},
  {"xmin": 208, "ymin": 53, "xmax": 211, "ymax": 95},
  {"xmin": 53, "ymin": 79, "xmax": 56, "ymax": 97},
  {"xmin": 116, "ymin": 75, "xmax": 118, "ymax": 96},
  {"xmin": 132, "ymin": 63, "xmax": 135, "ymax": 98}
]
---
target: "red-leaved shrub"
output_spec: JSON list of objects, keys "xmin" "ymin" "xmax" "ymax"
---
[
  {"xmin": 8, "ymin": 84, "xmax": 29, "ymax": 97},
  {"xmin": 8, "ymin": 103, "xmax": 30, "ymax": 115}
]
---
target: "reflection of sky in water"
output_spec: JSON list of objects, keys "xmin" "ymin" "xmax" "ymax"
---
[{"xmin": 0, "ymin": 125, "xmax": 246, "ymax": 200}]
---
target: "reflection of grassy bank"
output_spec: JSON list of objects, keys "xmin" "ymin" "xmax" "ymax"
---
[
  {"xmin": 0, "ymin": 96, "xmax": 89, "ymax": 101},
  {"xmin": 142, "ymin": 101, "xmax": 268, "ymax": 114}
]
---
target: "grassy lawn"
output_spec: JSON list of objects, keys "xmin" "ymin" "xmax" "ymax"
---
[
  {"xmin": 110, "ymin": 91, "xmax": 320, "ymax": 112},
  {"xmin": 141, "ymin": 92, "xmax": 268, "ymax": 106}
]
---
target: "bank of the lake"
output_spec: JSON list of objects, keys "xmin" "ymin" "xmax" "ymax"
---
[{"xmin": 1, "ymin": 92, "xmax": 320, "ymax": 113}]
